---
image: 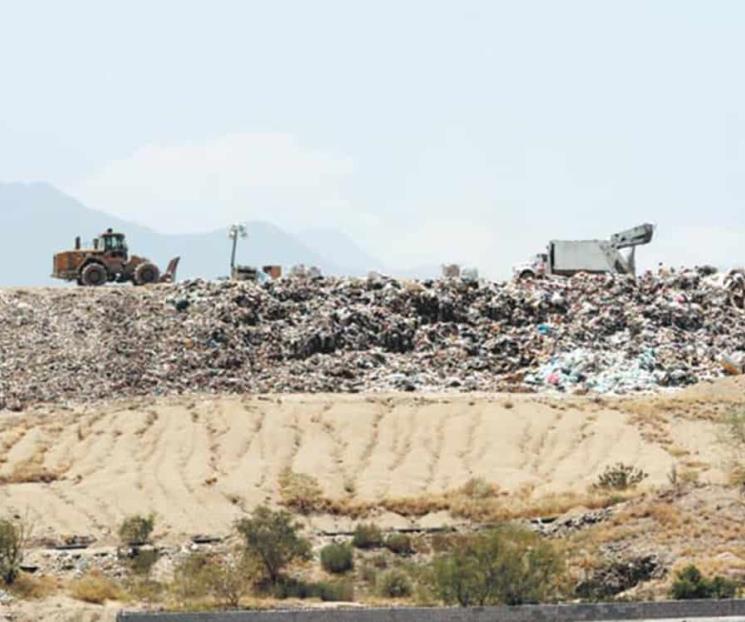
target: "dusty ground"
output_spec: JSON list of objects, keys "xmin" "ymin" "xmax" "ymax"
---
[
  {"xmin": 1, "ymin": 381, "xmax": 740, "ymax": 542},
  {"xmin": 1, "ymin": 376, "xmax": 744, "ymax": 619}
]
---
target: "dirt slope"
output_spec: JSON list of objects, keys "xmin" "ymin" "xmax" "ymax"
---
[{"xmin": 2, "ymin": 378, "xmax": 741, "ymax": 543}]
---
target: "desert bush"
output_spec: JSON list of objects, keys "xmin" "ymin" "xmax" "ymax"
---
[
  {"xmin": 203, "ymin": 553, "xmax": 258, "ymax": 608},
  {"xmin": 720, "ymin": 410, "xmax": 745, "ymax": 489},
  {"xmin": 0, "ymin": 517, "xmax": 29, "ymax": 585},
  {"xmin": 0, "ymin": 457, "xmax": 60, "ymax": 484},
  {"xmin": 273, "ymin": 577, "xmax": 312, "ymax": 599},
  {"xmin": 430, "ymin": 525, "xmax": 564, "ymax": 606},
  {"xmin": 172, "ymin": 552, "xmax": 212, "ymax": 601},
  {"xmin": 594, "ymin": 463, "xmax": 648, "ymax": 491},
  {"xmin": 274, "ymin": 577, "xmax": 354, "ymax": 601},
  {"xmin": 352, "ymin": 523, "xmax": 383, "ymax": 549},
  {"xmin": 70, "ymin": 571, "xmax": 122, "ymax": 604},
  {"xmin": 377, "ymin": 569, "xmax": 413, "ymax": 598},
  {"xmin": 278, "ymin": 468, "xmax": 324, "ymax": 514},
  {"xmin": 8, "ymin": 574, "xmax": 58, "ymax": 599},
  {"xmin": 320, "ymin": 543, "xmax": 354, "ymax": 574},
  {"xmin": 235, "ymin": 505, "xmax": 311, "ymax": 584},
  {"xmin": 670, "ymin": 564, "xmax": 738, "ymax": 600},
  {"xmin": 125, "ymin": 576, "xmax": 165, "ymax": 604},
  {"xmin": 172, "ymin": 550, "xmax": 258, "ymax": 607},
  {"xmin": 385, "ymin": 533, "xmax": 414, "ymax": 556},
  {"xmin": 359, "ymin": 562, "xmax": 378, "ymax": 584},
  {"xmin": 119, "ymin": 546, "xmax": 160, "ymax": 577},
  {"xmin": 460, "ymin": 477, "xmax": 500, "ymax": 499},
  {"xmin": 314, "ymin": 579, "xmax": 355, "ymax": 602},
  {"xmin": 118, "ymin": 513, "xmax": 155, "ymax": 546}
]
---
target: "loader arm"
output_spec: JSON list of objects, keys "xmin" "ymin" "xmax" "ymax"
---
[
  {"xmin": 160, "ymin": 257, "xmax": 180, "ymax": 283},
  {"xmin": 610, "ymin": 223, "xmax": 655, "ymax": 249}
]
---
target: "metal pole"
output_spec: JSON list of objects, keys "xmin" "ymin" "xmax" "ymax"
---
[{"xmin": 230, "ymin": 234, "xmax": 238, "ymax": 273}]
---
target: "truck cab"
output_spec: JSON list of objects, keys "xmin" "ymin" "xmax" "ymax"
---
[
  {"xmin": 96, "ymin": 229, "xmax": 128, "ymax": 259},
  {"xmin": 513, "ymin": 253, "xmax": 548, "ymax": 279}
]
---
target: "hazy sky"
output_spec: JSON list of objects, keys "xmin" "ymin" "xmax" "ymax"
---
[{"xmin": 1, "ymin": 0, "xmax": 744, "ymax": 276}]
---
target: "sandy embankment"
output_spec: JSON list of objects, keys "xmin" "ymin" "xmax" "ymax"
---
[{"xmin": 2, "ymin": 378, "xmax": 740, "ymax": 543}]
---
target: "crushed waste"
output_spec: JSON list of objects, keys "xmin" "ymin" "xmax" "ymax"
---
[{"xmin": 0, "ymin": 268, "xmax": 744, "ymax": 409}]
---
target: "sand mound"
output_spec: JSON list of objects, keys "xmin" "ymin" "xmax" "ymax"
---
[{"xmin": 2, "ymin": 379, "xmax": 740, "ymax": 542}]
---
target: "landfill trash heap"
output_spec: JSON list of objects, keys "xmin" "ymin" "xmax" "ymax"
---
[{"xmin": 0, "ymin": 269, "xmax": 744, "ymax": 409}]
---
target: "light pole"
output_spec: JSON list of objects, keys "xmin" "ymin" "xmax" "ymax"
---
[{"xmin": 228, "ymin": 223, "xmax": 247, "ymax": 274}]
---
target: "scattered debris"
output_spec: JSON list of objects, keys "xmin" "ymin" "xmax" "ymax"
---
[{"xmin": 575, "ymin": 554, "xmax": 666, "ymax": 600}]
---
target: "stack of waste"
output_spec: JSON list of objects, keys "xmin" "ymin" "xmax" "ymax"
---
[{"xmin": 0, "ymin": 268, "xmax": 744, "ymax": 409}]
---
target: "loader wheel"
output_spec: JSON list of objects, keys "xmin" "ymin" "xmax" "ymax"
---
[
  {"xmin": 134, "ymin": 262, "xmax": 160, "ymax": 286},
  {"xmin": 80, "ymin": 263, "xmax": 108, "ymax": 287}
]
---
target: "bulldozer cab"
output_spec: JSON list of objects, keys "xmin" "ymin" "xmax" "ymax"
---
[{"xmin": 96, "ymin": 229, "xmax": 128, "ymax": 258}]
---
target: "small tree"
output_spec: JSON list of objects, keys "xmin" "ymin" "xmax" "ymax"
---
[
  {"xmin": 430, "ymin": 526, "xmax": 564, "ymax": 606},
  {"xmin": 0, "ymin": 517, "xmax": 29, "ymax": 585},
  {"xmin": 235, "ymin": 505, "xmax": 311, "ymax": 584},
  {"xmin": 320, "ymin": 543, "xmax": 354, "ymax": 574},
  {"xmin": 173, "ymin": 550, "xmax": 259, "ymax": 607},
  {"xmin": 118, "ymin": 514, "xmax": 155, "ymax": 546},
  {"xmin": 204, "ymin": 551, "xmax": 259, "ymax": 608}
]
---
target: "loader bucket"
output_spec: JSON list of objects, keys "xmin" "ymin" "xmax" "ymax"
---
[{"xmin": 160, "ymin": 257, "xmax": 180, "ymax": 283}]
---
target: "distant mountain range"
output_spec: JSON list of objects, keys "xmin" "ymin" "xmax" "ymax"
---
[{"xmin": 0, "ymin": 182, "xmax": 439, "ymax": 286}]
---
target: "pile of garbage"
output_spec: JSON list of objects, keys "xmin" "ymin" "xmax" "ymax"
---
[{"xmin": 1, "ymin": 268, "xmax": 744, "ymax": 409}]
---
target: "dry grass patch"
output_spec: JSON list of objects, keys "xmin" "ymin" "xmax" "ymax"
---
[
  {"xmin": 8, "ymin": 573, "xmax": 59, "ymax": 599},
  {"xmin": 0, "ymin": 455, "xmax": 62, "ymax": 484},
  {"xmin": 70, "ymin": 571, "xmax": 123, "ymax": 604},
  {"xmin": 276, "ymin": 475, "xmax": 631, "ymax": 523},
  {"xmin": 278, "ymin": 468, "xmax": 324, "ymax": 514},
  {"xmin": 648, "ymin": 502, "xmax": 683, "ymax": 528}
]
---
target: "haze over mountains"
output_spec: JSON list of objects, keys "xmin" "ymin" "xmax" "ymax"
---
[{"xmin": 0, "ymin": 182, "xmax": 436, "ymax": 286}]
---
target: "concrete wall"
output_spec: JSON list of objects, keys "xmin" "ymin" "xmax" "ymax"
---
[{"xmin": 118, "ymin": 599, "xmax": 745, "ymax": 622}]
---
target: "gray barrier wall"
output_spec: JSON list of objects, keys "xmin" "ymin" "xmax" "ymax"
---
[{"xmin": 118, "ymin": 600, "xmax": 745, "ymax": 622}]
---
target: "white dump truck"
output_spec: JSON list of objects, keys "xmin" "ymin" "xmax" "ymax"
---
[{"xmin": 513, "ymin": 224, "xmax": 655, "ymax": 279}]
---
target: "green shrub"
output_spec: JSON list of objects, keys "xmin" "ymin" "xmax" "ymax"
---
[
  {"xmin": 274, "ymin": 577, "xmax": 354, "ymax": 601},
  {"xmin": 118, "ymin": 514, "xmax": 155, "ymax": 546},
  {"xmin": 315, "ymin": 580, "xmax": 355, "ymax": 602},
  {"xmin": 377, "ymin": 569, "xmax": 413, "ymax": 598},
  {"xmin": 594, "ymin": 463, "xmax": 647, "ymax": 491},
  {"xmin": 125, "ymin": 547, "xmax": 159, "ymax": 576},
  {"xmin": 320, "ymin": 543, "xmax": 354, "ymax": 574},
  {"xmin": 385, "ymin": 533, "xmax": 414, "ymax": 556},
  {"xmin": 352, "ymin": 523, "xmax": 383, "ymax": 549},
  {"xmin": 273, "ymin": 577, "xmax": 316, "ymax": 599},
  {"xmin": 0, "ymin": 518, "xmax": 28, "ymax": 585},
  {"xmin": 670, "ymin": 565, "xmax": 738, "ymax": 600},
  {"xmin": 235, "ymin": 505, "xmax": 311, "ymax": 584},
  {"xmin": 430, "ymin": 525, "xmax": 564, "ymax": 606}
]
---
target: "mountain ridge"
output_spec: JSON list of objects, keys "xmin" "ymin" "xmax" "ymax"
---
[{"xmin": 0, "ymin": 182, "xmax": 390, "ymax": 285}]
